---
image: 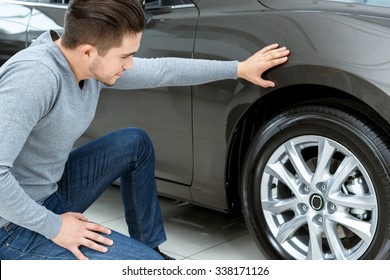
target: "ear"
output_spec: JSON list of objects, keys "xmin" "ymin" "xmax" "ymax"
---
[{"xmin": 79, "ymin": 44, "xmax": 98, "ymax": 61}]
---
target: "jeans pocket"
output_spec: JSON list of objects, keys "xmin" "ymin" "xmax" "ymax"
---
[
  {"xmin": 0, "ymin": 225, "xmax": 48, "ymax": 260},
  {"xmin": 0, "ymin": 224, "xmax": 23, "ymax": 260},
  {"xmin": 1, "ymin": 223, "xmax": 21, "ymax": 247}
]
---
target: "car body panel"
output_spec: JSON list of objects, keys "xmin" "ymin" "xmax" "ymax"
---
[
  {"xmin": 188, "ymin": 0, "xmax": 390, "ymax": 208},
  {"xmin": 259, "ymin": 0, "xmax": 390, "ymax": 10},
  {"xmin": 0, "ymin": 1, "xmax": 34, "ymax": 65},
  {"xmin": 28, "ymin": 2, "xmax": 66, "ymax": 43}
]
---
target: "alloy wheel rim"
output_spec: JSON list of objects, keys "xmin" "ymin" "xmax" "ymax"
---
[{"xmin": 260, "ymin": 135, "xmax": 378, "ymax": 259}]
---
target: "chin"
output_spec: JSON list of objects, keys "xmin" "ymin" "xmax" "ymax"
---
[
  {"xmin": 100, "ymin": 78, "xmax": 117, "ymax": 87},
  {"xmin": 102, "ymin": 81, "xmax": 116, "ymax": 87}
]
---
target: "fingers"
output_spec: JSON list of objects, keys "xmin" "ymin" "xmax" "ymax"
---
[
  {"xmin": 71, "ymin": 212, "xmax": 89, "ymax": 222},
  {"xmin": 257, "ymin": 44, "xmax": 289, "ymax": 59},
  {"xmin": 256, "ymin": 78, "xmax": 276, "ymax": 88},
  {"xmin": 266, "ymin": 52, "xmax": 290, "ymax": 69},
  {"xmin": 78, "ymin": 222, "xmax": 114, "ymax": 255},
  {"xmin": 68, "ymin": 227, "xmax": 113, "ymax": 260},
  {"xmin": 258, "ymin": 43, "xmax": 280, "ymax": 54},
  {"xmin": 261, "ymin": 46, "xmax": 289, "ymax": 65},
  {"xmin": 70, "ymin": 247, "xmax": 89, "ymax": 260},
  {"xmin": 84, "ymin": 222, "xmax": 114, "ymax": 247},
  {"xmin": 238, "ymin": 43, "xmax": 290, "ymax": 88},
  {"xmin": 81, "ymin": 233, "xmax": 112, "ymax": 254}
]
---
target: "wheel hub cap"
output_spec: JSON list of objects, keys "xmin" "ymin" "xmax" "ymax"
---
[{"xmin": 310, "ymin": 194, "xmax": 324, "ymax": 211}]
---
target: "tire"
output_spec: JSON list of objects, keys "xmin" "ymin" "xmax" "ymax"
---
[{"xmin": 241, "ymin": 100, "xmax": 390, "ymax": 260}]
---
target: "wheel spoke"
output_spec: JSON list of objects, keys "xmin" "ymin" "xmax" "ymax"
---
[
  {"xmin": 328, "ymin": 156, "xmax": 358, "ymax": 194},
  {"xmin": 329, "ymin": 192, "xmax": 376, "ymax": 210},
  {"xmin": 284, "ymin": 140, "xmax": 313, "ymax": 185},
  {"xmin": 327, "ymin": 213, "xmax": 373, "ymax": 243},
  {"xmin": 311, "ymin": 138, "xmax": 336, "ymax": 184},
  {"xmin": 307, "ymin": 221, "xmax": 325, "ymax": 259},
  {"xmin": 276, "ymin": 215, "xmax": 306, "ymax": 243},
  {"xmin": 262, "ymin": 197, "xmax": 297, "ymax": 214},
  {"xmin": 324, "ymin": 219, "xmax": 347, "ymax": 260},
  {"xmin": 265, "ymin": 162, "xmax": 300, "ymax": 196}
]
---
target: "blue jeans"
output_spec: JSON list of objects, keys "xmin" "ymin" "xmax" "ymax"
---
[{"xmin": 0, "ymin": 128, "xmax": 166, "ymax": 259}]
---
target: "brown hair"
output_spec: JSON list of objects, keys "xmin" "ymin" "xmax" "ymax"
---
[{"xmin": 61, "ymin": 0, "xmax": 145, "ymax": 56}]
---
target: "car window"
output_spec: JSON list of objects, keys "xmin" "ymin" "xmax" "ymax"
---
[
  {"xmin": 37, "ymin": 0, "xmax": 69, "ymax": 4},
  {"xmin": 145, "ymin": 0, "xmax": 193, "ymax": 9},
  {"xmin": 259, "ymin": 0, "xmax": 390, "ymax": 9},
  {"xmin": 326, "ymin": 0, "xmax": 390, "ymax": 8}
]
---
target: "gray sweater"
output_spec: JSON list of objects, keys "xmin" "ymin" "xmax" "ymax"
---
[{"xmin": 0, "ymin": 31, "xmax": 238, "ymax": 239}]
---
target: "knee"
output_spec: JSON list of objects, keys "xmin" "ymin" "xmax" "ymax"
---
[{"xmin": 119, "ymin": 127, "xmax": 154, "ymax": 156}]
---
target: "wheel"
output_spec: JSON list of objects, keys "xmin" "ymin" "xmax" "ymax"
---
[{"xmin": 241, "ymin": 100, "xmax": 390, "ymax": 260}]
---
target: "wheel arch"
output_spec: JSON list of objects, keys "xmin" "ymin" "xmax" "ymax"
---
[{"xmin": 224, "ymin": 66, "xmax": 390, "ymax": 212}]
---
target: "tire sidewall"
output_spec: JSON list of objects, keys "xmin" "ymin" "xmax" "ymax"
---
[{"xmin": 242, "ymin": 111, "xmax": 390, "ymax": 259}]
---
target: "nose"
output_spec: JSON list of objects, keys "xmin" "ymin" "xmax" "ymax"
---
[{"xmin": 123, "ymin": 56, "xmax": 134, "ymax": 70}]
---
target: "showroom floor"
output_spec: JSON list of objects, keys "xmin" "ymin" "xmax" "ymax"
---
[{"xmin": 84, "ymin": 185, "xmax": 267, "ymax": 260}]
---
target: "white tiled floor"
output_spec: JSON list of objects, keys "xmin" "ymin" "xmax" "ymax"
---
[{"xmin": 84, "ymin": 186, "xmax": 267, "ymax": 260}]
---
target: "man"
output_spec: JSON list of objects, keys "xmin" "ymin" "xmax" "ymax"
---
[{"xmin": 0, "ymin": 0, "xmax": 289, "ymax": 260}]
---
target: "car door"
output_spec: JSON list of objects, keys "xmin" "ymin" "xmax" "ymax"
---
[
  {"xmin": 0, "ymin": 0, "xmax": 35, "ymax": 66},
  {"xmin": 89, "ymin": 0, "xmax": 199, "ymax": 188}
]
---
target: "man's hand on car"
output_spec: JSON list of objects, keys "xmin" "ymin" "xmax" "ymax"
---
[{"xmin": 238, "ymin": 43, "xmax": 290, "ymax": 88}]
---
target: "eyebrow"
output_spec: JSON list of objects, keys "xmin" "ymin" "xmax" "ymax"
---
[{"xmin": 122, "ymin": 51, "xmax": 137, "ymax": 57}]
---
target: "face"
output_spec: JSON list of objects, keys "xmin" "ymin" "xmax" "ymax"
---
[{"xmin": 88, "ymin": 32, "xmax": 142, "ymax": 86}]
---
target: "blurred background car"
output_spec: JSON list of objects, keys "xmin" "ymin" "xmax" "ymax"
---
[{"xmin": 1, "ymin": 0, "xmax": 390, "ymax": 260}]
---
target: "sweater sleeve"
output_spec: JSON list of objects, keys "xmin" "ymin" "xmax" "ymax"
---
[
  {"xmin": 110, "ymin": 57, "xmax": 239, "ymax": 90},
  {"xmin": 0, "ymin": 61, "xmax": 62, "ymax": 239}
]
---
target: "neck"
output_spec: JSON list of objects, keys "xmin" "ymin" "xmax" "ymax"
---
[{"xmin": 54, "ymin": 39, "xmax": 89, "ymax": 84}]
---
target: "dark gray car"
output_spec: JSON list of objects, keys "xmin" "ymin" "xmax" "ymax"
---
[{"xmin": 1, "ymin": 0, "xmax": 390, "ymax": 260}]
